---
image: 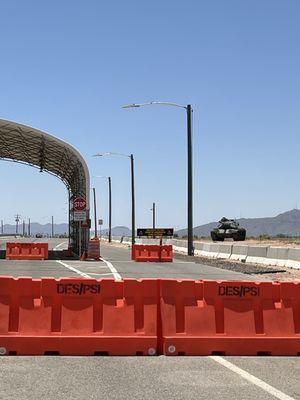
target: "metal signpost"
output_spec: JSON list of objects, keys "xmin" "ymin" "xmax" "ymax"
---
[{"xmin": 73, "ymin": 197, "xmax": 87, "ymax": 257}]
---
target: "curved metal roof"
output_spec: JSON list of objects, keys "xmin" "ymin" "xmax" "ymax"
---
[{"xmin": 0, "ymin": 119, "xmax": 90, "ymax": 206}]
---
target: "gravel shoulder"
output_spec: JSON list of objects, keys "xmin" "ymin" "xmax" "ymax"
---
[
  {"xmin": 173, "ymin": 252, "xmax": 300, "ymax": 281},
  {"xmin": 107, "ymin": 241, "xmax": 300, "ymax": 281}
]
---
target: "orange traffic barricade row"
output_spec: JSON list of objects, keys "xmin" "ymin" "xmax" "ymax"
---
[
  {"xmin": 0, "ymin": 277, "xmax": 158, "ymax": 356},
  {"xmin": 132, "ymin": 244, "xmax": 173, "ymax": 262},
  {"xmin": 0, "ymin": 277, "xmax": 299, "ymax": 356},
  {"xmin": 5, "ymin": 242, "xmax": 48, "ymax": 260},
  {"xmin": 160, "ymin": 280, "xmax": 300, "ymax": 356}
]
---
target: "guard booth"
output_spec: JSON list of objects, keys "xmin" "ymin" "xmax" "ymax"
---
[
  {"xmin": 0, "ymin": 119, "xmax": 90, "ymax": 256},
  {"xmin": 132, "ymin": 228, "xmax": 174, "ymax": 262}
]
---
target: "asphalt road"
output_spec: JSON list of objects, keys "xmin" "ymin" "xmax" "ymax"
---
[
  {"xmin": 0, "ymin": 238, "xmax": 299, "ymax": 400},
  {"xmin": 0, "ymin": 238, "xmax": 262, "ymax": 280}
]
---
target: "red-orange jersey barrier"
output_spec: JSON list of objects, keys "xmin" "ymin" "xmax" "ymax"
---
[
  {"xmin": 132, "ymin": 244, "xmax": 173, "ymax": 262},
  {"xmin": 160, "ymin": 245, "xmax": 173, "ymax": 262},
  {"xmin": 160, "ymin": 280, "xmax": 300, "ymax": 356},
  {"xmin": 0, "ymin": 277, "xmax": 158, "ymax": 356},
  {"xmin": 6, "ymin": 242, "xmax": 48, "ymax": 260},
  {"xmin": 0, "ymin": 277, "xmax": 299, "ymax": 356}
]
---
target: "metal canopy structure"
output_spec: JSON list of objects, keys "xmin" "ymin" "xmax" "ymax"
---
[{"xmin": 0, "ymin": 119, "xmax": 90, "ymax": 254}]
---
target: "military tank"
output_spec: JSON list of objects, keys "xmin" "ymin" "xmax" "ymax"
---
[{"xmin": 211, "ymin": 217, "xmax": 246, "ymax": 242}]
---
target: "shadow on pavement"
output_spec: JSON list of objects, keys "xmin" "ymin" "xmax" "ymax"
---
[{"xmin": 0, "ymin": 249, "xmax": 78, "ymax": 261}]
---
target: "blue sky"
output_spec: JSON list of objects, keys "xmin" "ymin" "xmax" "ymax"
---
[{"xmin": 0, "ymin": 1, "xmax": 299, "ymax": 229}]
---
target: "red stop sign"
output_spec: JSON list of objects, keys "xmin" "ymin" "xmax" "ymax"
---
[{"xmin": 74, "ymin": 197, "xmax": 86, "ymax": 211}]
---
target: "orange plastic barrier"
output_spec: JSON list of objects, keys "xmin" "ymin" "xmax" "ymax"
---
[
  {"xmin": 6, "ymin": 242, "xmax": 48, "ymax": 260},
  {"xmin": 87, "ymin": 237, "xmax": 100, "ymax": 260},
  {"xmin": 0, "ymin": 277, "xmax": 158, "ymax": 356},
  {"xmin": 132, "ymin": 245, "xmax": 173, "ymax": 262},
  {"xmin": 160, "ymin": 245, "xmax": 173, "ymax": 262},
  {"xmin": 0, "ymin": 277, "xmax": 299, "ymax": 356},
  {"xmin": 160, "ymin": 280, "xmax": 300, "ymax": 356}
]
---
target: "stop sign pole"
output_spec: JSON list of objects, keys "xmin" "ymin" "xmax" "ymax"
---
[{"xmin": 73, "ymin": 196, "xmax": 87, "ymax": 257}]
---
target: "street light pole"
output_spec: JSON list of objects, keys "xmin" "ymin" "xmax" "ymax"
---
[
  {"xmin": 186, "ymin": 104, "xmax": 193, "ymax": 256},
  {"xmin": 93, "ymin": 152, "xmax": 136, "ymax": 246},
  {"xmin": 122, "ymin": 101, "xmax": 194, "ymax": 255},
  {"xmin": 130, "ymin": 154, "xmax": 135, "ymax": 245},
  {"xmin": 93, "ymin": 187, "xmax": 98, "ymax": 238},
  {"xmin": 108, "ymin": 177, "xmax": 112, "ymax": 243},
  {"xmin": 93, "ymin": 176, "xmax": 113, "ymax": 243},
  {"xmin": 28, "ymin": 218, "xmax": 31, "ymax": 237}
]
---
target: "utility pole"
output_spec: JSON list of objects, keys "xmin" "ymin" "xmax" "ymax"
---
[
  {"xmin": 1, "ymin": 220, "xmax": 3, "ymax": 234},
  {"xmin": 152, "ymin": 202, "xmax": 156, "ymax": 230},
  {"xmin": 51, "ymin": 216, "xmax": 54, "ymax": 238},
  {"xmin": 28, "ymin": 218, "xmax": 31, "ymax": 237},
  {"xmin": 151, "ymin": 202, "xmax": 156, "ymax": 238},
  {"xmin": 15, "ymin": 214, "xmax": 21, "ymax": 235},
  {"xmin": 22, "ymin": 220, "xmax": 25, "ymax": 236},
  {"xmin": 151, "ymin": 202, "xmax": 156, "ymax": 239}
]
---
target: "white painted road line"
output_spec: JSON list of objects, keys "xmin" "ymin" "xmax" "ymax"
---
[
  {"xmin": 53, "ymin": 242, "xmax": 67, "ymax": 251},
  {"xmin": 56, "ymin": 260, "xmax": 121, "ymax": 280},
  {"xmin": 101, "ymin": 257, "xmax": 122, "ymax": 281},
  {"xmin": 111, "ymin": 260, "xmax": 195, "ymax": 264},
  {"xmin": 56, "ymin": 260, "xmax": 92, "ymax": 279},
  {"xmin": 87, "ymin": 272, "xmax": 115, "ymax": 276},
  {"xmin": 210, "ymin": 356, "xmax": 296, "ymax": 400}
]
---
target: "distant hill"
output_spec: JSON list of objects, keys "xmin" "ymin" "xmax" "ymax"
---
[
  {"xmin": 4, "ymin": 210, "xmax": 300, "ymax": 238},
  {"xmin": 1, "ymin": 222, "xmax": 68, "ymax": 236},
  {"xmin": 177, "ymin": 209, "xmax": 300, "ymax": 237},
  {"xmin": 1, "ymin": 223, "xmax": 131, "ymax": 237}
]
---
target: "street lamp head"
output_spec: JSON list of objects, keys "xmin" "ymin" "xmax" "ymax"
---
[
  {"xmin": 93, "ymin": 152, "xmax": 131, "ymax": 159},
  {"xmin": 122, "ymin": 104, "xmax": 141, "ymax": 109},
  {"xmin": 122, "ymin": 101, "xmax": 187, "ymax": 110},
  {"xmin": 93, "ymin": 152, "xmax": 112, "ymax": 157}
]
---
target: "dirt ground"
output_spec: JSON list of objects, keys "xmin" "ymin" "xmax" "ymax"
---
[
  {"xmin": 173, "ymin": 253, "xmax": 300, "ymax": 281},
  {"xmin": 108, "ymin": 240, "xmax": 300, "ymax": 281}
]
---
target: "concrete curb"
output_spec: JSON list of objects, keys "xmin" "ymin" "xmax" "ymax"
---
[
  {"xmin": 103, "ymin": 236, "xmax": 300, "ymax": 270},
  {"xmin": 230, "ymin": 244, "xmax": 248, "ymax": 261},
  {"xmin": 217, "ymin": 244, "xmax": 232, "ymax": 259},
  {"xmin": 246, "ymin": 245, "xmax": 268, "ymax": 264}
]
